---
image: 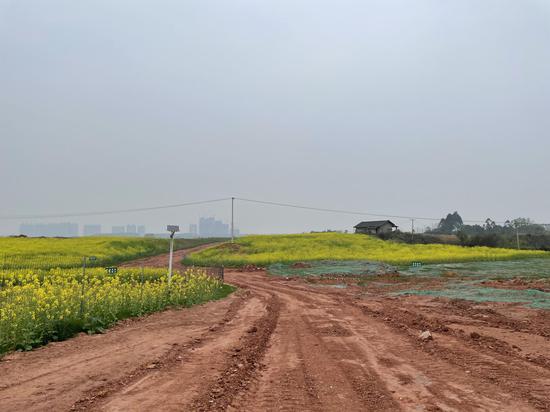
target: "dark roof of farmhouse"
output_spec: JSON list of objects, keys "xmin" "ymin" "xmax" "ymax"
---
[{"xmin": 354, "ymin": 220, "xmax": 398, "ymax": 229}]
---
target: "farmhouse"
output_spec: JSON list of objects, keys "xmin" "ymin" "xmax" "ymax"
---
[{"xmin": 354, "ymin": 220, "xmax": 398, "ymax": 235}]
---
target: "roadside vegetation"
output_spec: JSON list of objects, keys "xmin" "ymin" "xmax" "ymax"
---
[
  {"xmin": 0, "ymin": 237, "xmax": 220, "ymax": 269},
  {"xmin": 0, "ymin": 267, "xmax": 233, "ymax": 355},
  {"xmin": 421, "ymin": 212, "xmax": 550, "ymax": 250},
  {"xmin": 184, "ymin": 233, "xmax": 549, "ymax": 267}
]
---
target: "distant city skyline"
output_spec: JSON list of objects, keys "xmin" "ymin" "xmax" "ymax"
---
[
  {"xmin": 112, "ymin": 224, "xmax": 146, "ymax": 236},
  {"xmin": 19, "ymin": 222, "xmax": 78, "ymax": 237},
  {"xmin": 16, "ymin": 217, "xmax": 241, "ymax": 238},
  {"xmin": 83, "ymin": 224, "xmax": 101, "ymax": 236},
  {"xmin": 18, "ymin": 222, "xmax": 147, "ymax": 237}
]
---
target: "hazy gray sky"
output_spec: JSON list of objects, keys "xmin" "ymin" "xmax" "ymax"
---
[{"xmin": 1, "ymin": 0, "xmax": 549, "ymax": 235}]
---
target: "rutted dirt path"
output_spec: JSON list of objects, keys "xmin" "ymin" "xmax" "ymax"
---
[
  {"xmin": 225, "ymin": 273, "xmax": 550, "ymax": 412},
  {"xmin": 118, "ymin": 243, "xmax": 216, "ymax": 271},
  {"xmin": 1, "ymin": 252, "xmax": 550, "ymax": 411}
]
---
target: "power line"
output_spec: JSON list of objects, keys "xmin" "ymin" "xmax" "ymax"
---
[
  {"xmin": 235, "ymin": 197, "xmax": 510, "ymax": 225},
  {"xmin": 1, "ymin": 195, "xmax": 548, "ymax": 227},
  {"xmin": 236, "ymin": 197, "xmax": 437, "ymax": 221},
  {"xmin": 0, "ymin": 198, "xmax": 231, "ymax": 220}
]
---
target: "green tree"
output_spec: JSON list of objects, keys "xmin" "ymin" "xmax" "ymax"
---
[{"xmin": 435, "ymin": 212, "xmax": 463, "ymax": 234}]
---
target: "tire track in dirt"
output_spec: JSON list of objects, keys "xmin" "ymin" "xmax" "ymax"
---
[
  {"xmin": 246, "ymin": 277, "xmax": 446, "ymax": 410},
  {"xmin": 231, "ymin": 299, "xmax": 362, "ymax": 412},
  {"xmin": 298, "ymin": 313, "xmax": 399, "ymax": 411},
  {"xmin": 0, "ymin": 290, "xmax": 249, "ymax": 412},
  {"xmin": 354, "ymin": 298, "xmax": 550, "ymax": 410},
  {"xmin": 440, "ymin": 300, "xmax": 550, "ymax": 339},
  {"xmin": 228, "ymin": 271, "xmax": 546, "ymax": 411},
  {"xmin": 91, "ymin": 292, "xmax": 267, "ymax": 411},
  {"xmin": 228, "ymin": 273, "xmax": 400, "ymax": 411},
  {"xmin": 190, "ymin": 293, "xmax": 281, "ymax": 411},
  {"xmin": 326, "ymin": 301, "xmax": 532, "ymax": 411},
  {"xmin": 70, "ymin": 291, "xmax": 252, "ymax": 411}
]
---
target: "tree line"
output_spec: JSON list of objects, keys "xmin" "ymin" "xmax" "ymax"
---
[{"xmin": 381, "ymin": 212, "xmax": 550, "ymax": 250}]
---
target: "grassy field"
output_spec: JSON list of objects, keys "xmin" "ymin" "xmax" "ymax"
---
[
  {"xmin": 0, "ymin": 267, "xmax": 233, "ymax": 355},
  {"xmin": 0, "ymin": 237, "xmax": 219, "ymax": 269},
  {"xmin": 184, "ymin": 233, "xmax": 550, "ymax": 267}
]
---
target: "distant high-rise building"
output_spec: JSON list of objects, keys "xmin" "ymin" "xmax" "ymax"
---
[
  {"xmin": 199, "ymin": 217, "xmax": 230, "ymax": 238},
  {"xmin": 111, "ymin": 224, "xmax": 144, "ymax": 236},
  {"xmin": 189, "ymin": 224, "xmax": 198, "ymax": 236},
  {"xmin": 112, "ymin": 226, "xmax": 126, "ymax": 235},
  {"xmin": 19, "ymin": 222, "xmax": 78, "ymax": 237},
  {"xmin": 83, "ymin": 224, "xmax": 101, "ymax": 236}
]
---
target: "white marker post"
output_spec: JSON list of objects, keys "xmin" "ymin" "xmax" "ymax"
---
[
  {"xmin": 231, "ymin": 197, "xmax": 235, "ymax": 243},
  {"xmin": 167, "ymin": 225, "xmax": 180, "ymax": 284}
]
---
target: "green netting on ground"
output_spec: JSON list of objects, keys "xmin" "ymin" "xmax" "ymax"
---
[
  {"xmin": 267, "ymin": 259, "xmax": 550, "ymax": 309},
  {"xmin": 397, "ymin": 260, "xmax": 550, "ymax": 309},
  {"xmin": 395, "ymin": 285, "xmax": 550, "ymax": 309},
  {"xmin": 268, "ymin": 258, "xmax": 550, "ymax": 280},
  {"xmin": 399, "ymin": 258, "xmax": 550, "ymax": 279},
  {"xmin": 268, "ymin": 260, "xmax": 394, "ymax": 277}
]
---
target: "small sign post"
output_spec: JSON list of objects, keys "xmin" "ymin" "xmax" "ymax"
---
[
  {"xmin": 82, "ymin": 256, "xmax": 97, "ymax": 277},
  {"xmin": 167, "ymin": 225, "xmax": 180, "ymax": 284}
]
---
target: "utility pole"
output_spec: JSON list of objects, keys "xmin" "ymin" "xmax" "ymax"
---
[
  {"xmin": 231, "ymin": 197, "xmax": 235, "ymax": 243},
  {"xmin": 411, "ymin": 219, "xmax": 415, "ymax": 241},
  {"xmin": 516, "ymin": 226, "xmax": 520, "ymax": 250},
  {"xmin": 166, "ymin": 225, "xmax": 180, "ymax": 284}
]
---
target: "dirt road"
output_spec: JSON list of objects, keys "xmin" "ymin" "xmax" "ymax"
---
[
  {"xmin": 118, "ymin": 244, "xmax": 215, "ymax": 270},
  {"xmin": 1, "ymin": 255, "xmax": 550, "ymax": 411}
]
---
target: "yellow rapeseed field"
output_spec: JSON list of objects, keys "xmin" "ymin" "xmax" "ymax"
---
[
  {"xmin": 184, "ymin": 233, "xmax": 550, "ymax": 267},
  {"xmin": 0, "ymin": 236, "xmax": 215, "ymax": 269},
  {"xmin": 0, "ymin": 267, "xmax": 232, "ymax": 355}
]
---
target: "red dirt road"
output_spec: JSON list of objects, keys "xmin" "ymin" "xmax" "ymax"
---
[
  {"xmin": 118, "ymin": 244, "xmax": 215, "ymax": 270},
  {"xmin": 1, "ymin": 255, "xmax": 550, "ymax": 411}
]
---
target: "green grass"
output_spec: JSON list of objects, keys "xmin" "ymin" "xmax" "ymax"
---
[
  {"xmin": 0, "ymin": 237, "xmax": 220, "ymax": 269},
  {"xmin": 184, "ymin": 233, "xmax": 550, "ymax": 267},
  {"xmin": 212, "ymin": 283, "xmax": 237, "ymax": 300}
]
